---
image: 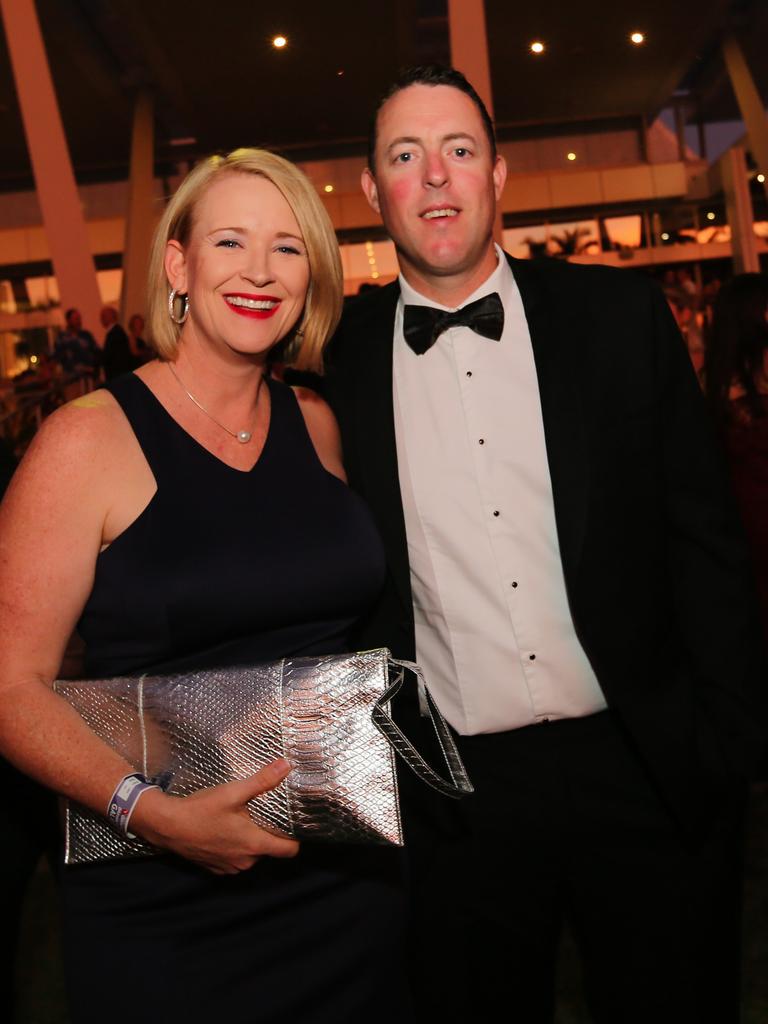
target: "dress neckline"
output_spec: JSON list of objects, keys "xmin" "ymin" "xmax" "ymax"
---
[{"xmin": 127, "ymin": 370, "xmax": 275, "ymax": 475}]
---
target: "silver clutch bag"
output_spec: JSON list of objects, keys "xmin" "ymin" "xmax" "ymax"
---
[{"xmin": 54, "ymin": 648, "xmax": 472, "ymax": 864}]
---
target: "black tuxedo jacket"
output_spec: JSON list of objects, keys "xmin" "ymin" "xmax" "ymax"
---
[{"xmin": 324, "ymin": 254, "xmax": 767, "ymax": 835}]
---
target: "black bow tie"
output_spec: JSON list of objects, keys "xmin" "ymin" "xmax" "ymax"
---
[{"xmin": 402, "ymin": 292, "xmax": 504, "ymax": 355}]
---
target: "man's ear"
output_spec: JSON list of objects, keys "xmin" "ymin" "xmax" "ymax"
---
[
  {"xmin": 492, "ymin": 154, "xmax": 507, "ymax": 202},
  {"xmin": 164, "ymin": 240, "xmax": 188, "ymax": 293},
  {"xmin": 361, "ymin": 167, "xmax": 381, "ymax": 215}
]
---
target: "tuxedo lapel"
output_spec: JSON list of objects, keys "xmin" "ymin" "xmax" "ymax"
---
[
  {"xmin": 509, "ymin": 256, "xmax": 591, "ymax": 586},
  {"xmin": 350, "ymin": 284, "xmax": 413, "ymax": 614}
]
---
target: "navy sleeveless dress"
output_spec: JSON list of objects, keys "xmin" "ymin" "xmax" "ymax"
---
[{"xmin": 58, "ymin": 373, "xmax": 412, "ymax": 1023}]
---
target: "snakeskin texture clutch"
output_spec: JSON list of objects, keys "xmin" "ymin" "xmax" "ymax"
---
[{"xmin": 54, "ymin": 648, "xmax": 472, "ymax": 864}]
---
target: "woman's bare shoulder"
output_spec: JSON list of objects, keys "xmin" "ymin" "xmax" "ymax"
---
[
  {"xmin": 7, "ymin": 389, "xmax": 130, "ymax": 495},
  {"xmin": 292, "ymin": 384, "xmax": 334, "ymax": 417},
  {"xmin": 37, "ymin": 387, "xmax": 124, "ymax": 437}
]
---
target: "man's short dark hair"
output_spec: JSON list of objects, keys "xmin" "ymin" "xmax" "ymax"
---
[
  {"xmin": 367, "ymin": 64, "xmax": 497, "ymax": 172},
  {"xmin": 64, "ymin": 308, "xmax": 78, "ymax": 323}
]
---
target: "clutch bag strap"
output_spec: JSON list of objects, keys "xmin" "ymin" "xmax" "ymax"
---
[{"xmin": 371, "ymin": 657, "xmax": 474, "ymax": 799}]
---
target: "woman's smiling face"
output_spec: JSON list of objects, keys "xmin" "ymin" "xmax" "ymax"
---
[{"xmin": 166, "ymin": 172, "xmax": 310, "ymax": 360}]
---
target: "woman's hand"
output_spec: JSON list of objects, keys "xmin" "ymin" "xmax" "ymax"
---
[{"xmin": 131, "ymin": 758, "xmax": 300, "ymax": 874}]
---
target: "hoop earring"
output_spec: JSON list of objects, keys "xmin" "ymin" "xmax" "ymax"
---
[{"xmin": 168, "ymin": 289, "xmax": 189, "ymax": 325}]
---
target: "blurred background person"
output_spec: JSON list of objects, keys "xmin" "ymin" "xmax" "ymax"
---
[
  {"xmin": 127, "ymin": 312, "xmax": 151, "ymax": 365},
  {"xmin": 703, "ymin": 272, "xmax": 768, "ymax": 642},
  {"xmin": 53, "ymin": 307, "xmax": 101, "ymax": 379},
  {"xmin": 663, "ymin": 266, "xmax": 705, "ymax": 373},
  {"xmin": 101, "ymin": 305, "xmax": 134, "ymax": 381}
]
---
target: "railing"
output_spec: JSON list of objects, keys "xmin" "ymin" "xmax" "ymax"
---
[{"xmin": 0, "ymin": 372, "xmax": 97, "ymax": 455}]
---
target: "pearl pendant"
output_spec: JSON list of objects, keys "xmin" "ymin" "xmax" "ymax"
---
[{"xmin": 237, "ymin": 430, "xmax": 251, "ymax": 444}]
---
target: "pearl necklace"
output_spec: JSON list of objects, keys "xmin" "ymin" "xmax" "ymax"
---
[{"xmin": 167, "ymin": 362, "xmax": 263, "ymax": 444}]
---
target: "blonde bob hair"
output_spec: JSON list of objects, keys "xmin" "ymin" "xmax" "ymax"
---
[{"xmin": 147, "ymin": 148, "xmax": 343, "ymax": 373}]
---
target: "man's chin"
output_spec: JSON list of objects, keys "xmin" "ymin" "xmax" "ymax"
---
[
  {"xmin": 396, "ymin": 242, "xmax": 471, "ymax": 278},
  {"xmin": 415, "ymin": 247, "xmax": 489, "ymax": 280}
]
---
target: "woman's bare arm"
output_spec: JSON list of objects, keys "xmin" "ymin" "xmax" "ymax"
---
[
  {"xmin": 0, "ymin": 395, "xmax": 297, "ymax": 873},
  {"xmin": 0, "ymin": 396, "xmax": 128, "ymax": 806}
]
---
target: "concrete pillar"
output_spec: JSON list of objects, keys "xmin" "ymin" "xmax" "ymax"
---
[
  {"xmin": 722, "ymin": 146, "xmax": 759, "ymax": 274},
  {"xmin": 722, "ymin": 35, "xmax": 768, "ymax": 201},
  {"xmin": 121, "ymin": 91, "xmax": 156, "ymax": 324},
  {"xmin": 11, "ymin": 278, "xmax": 30, "ymax": 309},
  {"xmin": 695, "ymin": 97, "xmax": 708, "ymax": 160},
  {"xmin": 448, "ymin": 0, "xmax": 493, "ymax": 116},
  {"xmin": 641, "ymin": 210, "xmax": 652, "ymax": 249},
  {"xmin": 447, "ymin": 0, "xmax": 502, "ymax": 241},
  {"xmin": 651, "ymin": 211, "xmax": 663, "ymax": 248},
  {"xmin": 0, "ymin": 0, "xmax": 102, "ymax": 339}
]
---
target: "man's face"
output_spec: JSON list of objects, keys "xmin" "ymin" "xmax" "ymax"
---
[
  {"xmin": 67, "ymin": 309, "xmax": 82, "ymax": 331},
  {"xmin": 362, "ymin": 84, "xmax": 506, "ymax": 291}
]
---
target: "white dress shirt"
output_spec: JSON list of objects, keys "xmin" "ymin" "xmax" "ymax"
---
[{"xmin": 393, "ymin": 246, "xmax": 607, "ymax": 735}]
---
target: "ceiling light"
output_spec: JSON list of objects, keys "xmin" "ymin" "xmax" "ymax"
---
[
  {"xmin": 630, "ymin": 32, "xmax": 645, "ymax": 45},
  {"xmin": 272, "ymin": 35, "xmax": 287, "ymax": 48},
  {"xmin": 567, "ymin": 152, "xmax": 576, "ymax": 161},
  {"xmin": 530, "ymin": 41, "xmax": 545, "ymax": 54},
  {"xmin": 757, "ymin": 173, "xmax": 766, "ymax": 183},
  {"xmin": 706, "ymin": 211, "xmax": 716, "ymax": 221},
  {"xmin": 661, "ymin": 232, "xmax": 670, "ymax": 241},
  {"xmin": 324, "ymin": 184, "xmax": 334, "ymax": 193},
  {"xmin": 371, "ymin": 271, "xmax": 380, "ymax": 279}
]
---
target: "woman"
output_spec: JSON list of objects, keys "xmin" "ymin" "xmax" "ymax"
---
[
  {"xmin": 703, "ymin": 272, "xmax": 768, "ymax": 640},
  {"xmin": 0, "ymin": 150, "xmax": 411, "ymax": 1022}
]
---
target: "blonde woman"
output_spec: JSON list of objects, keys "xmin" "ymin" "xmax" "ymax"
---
[{"xmin": 0, "ymin": 150, "xmax": 410, "ymax": 1023}]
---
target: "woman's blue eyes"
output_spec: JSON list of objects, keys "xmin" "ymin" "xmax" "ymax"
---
[{"xmin": 214, "ymin": 239, "xmax": 302, "ymax": 255}]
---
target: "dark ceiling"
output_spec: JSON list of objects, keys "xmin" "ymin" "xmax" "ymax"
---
[
  {"xmin": 0, "ymin": 0, "xmax": 765, "ymax": 193},
  {"xmin": 682, "ymin": 0, "xmax": 768, "ymax": 122}
]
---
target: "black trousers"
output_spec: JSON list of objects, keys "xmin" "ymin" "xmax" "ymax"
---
[{"xmin": 405, "ymin": 711, "xmax": 744, "ymax": 1024}]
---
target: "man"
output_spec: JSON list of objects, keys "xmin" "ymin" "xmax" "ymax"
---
[
  {"xmin": 54, "ymin": 307, "xmax": 101, "ymax": 377},
  {"xmin": 325, "ymin": 66, "xmax": 766, "ymax": 1023},
  {"xmin": 100, "ymin": 305, "xmax": 135, "ymax": 380}
]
